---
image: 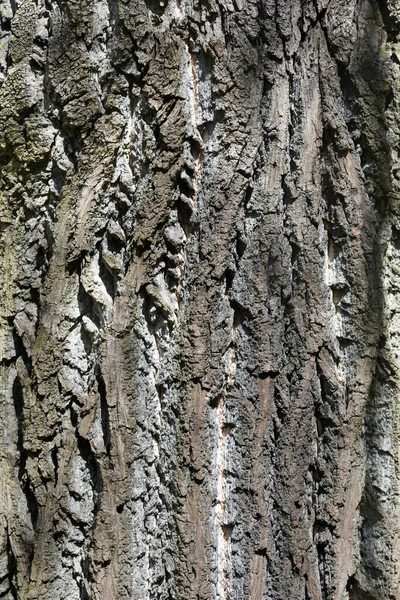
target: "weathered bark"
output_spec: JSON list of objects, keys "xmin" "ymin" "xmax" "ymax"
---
[{"xmin": 0, "ymin": 0, "xmax": 400, "ymax": 598}]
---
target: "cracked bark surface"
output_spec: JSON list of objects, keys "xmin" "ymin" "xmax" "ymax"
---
[{"xmin": 1, "ymin": 0, "xmax": 400, "ymax": 598}]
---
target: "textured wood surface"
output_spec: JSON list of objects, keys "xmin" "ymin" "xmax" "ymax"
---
[{"xmin": 0, "ymin": 0, "xmax": 400, "ymax": 598}]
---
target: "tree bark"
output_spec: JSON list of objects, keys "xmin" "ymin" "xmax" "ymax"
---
[{"xmin": 0, "ymin": 0, "xmax": 400, "ymax": 598}]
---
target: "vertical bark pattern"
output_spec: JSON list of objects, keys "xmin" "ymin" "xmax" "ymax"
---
[{"xmin": 0, "ymin": 0, "xmax": 400, "ymax": 598}]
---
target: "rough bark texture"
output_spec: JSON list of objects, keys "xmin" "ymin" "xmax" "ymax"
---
[{"xmin": 1, "ymin": 0, "xmax": 400, "ymax": 598}]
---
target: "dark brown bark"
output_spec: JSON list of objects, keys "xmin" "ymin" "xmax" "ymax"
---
[{"xmin": 0, "ymin": 0, "xmax": 399, "ymax": 598}]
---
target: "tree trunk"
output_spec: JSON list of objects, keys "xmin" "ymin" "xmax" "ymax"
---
[{"xmin": 0, "ymin": 0, "xmax": 399, "ymax": 598}]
